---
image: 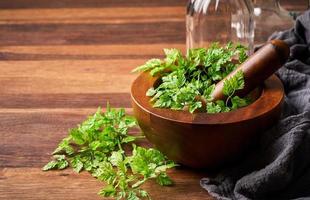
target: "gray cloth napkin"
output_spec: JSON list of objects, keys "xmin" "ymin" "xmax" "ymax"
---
[{"xmin": 200, "ymin": 10, "xmax": 310, "ymax": 200}]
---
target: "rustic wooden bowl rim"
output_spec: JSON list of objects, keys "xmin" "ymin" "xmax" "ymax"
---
[{"xmin": 131, "ymin": 72, "xmax": 284, "ymax": 125}]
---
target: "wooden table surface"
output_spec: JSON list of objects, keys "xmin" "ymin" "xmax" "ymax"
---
[{"xmin": 0, "ymin": 1, "xmax": 308, "ymax": 200}]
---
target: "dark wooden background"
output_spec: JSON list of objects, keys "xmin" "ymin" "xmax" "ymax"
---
[{"xmin": 0, "ymin": 0, "xmax": 308, "ymax": 199}]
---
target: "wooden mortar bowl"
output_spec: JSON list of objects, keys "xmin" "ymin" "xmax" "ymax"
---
[{"xmin": 131, "ymin": 73, "xmax": 284, "ymax": 169}]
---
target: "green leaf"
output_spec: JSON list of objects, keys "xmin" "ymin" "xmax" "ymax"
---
[
  {"xmin": 70, "ymin": 128, "xmax": 85, "ymax": 145},
  {"xmin": 189, "ymin": 101, "xmax": 202, "ymax": 113},
  {"xmin": 156, "ymin": 173, "xmax": 173, "ymax": 186},
  {"xmin": 236, "ymin": 43, "xmax": 248, "ymax": 63},
  {"xmin": 146, "ymin": 87, "xmax": 156, "ymax": 97},
  {"xmin": 216, "ymin": 100, "xmax": 231, "ymax": 112},
  {"xmin": 203, "ymin": 84, "xmax": 215, "ymax": 101},
  {"xmin": 129, "ymin": 145, "xmax": 175, "ymax": 189},
  {"xmin": 121, "ymin": 136, "xmax": 138, "ymax": 144},
  {"xmin": 42, "ymin": 160, "xmax": 58, "ymax": 171},
  {"xmin": 54, "ymin": 155, "xmax": 69, "ymax": 169},
  {"xmin": 109, "ymin": 151, "xmax": 124, "ymax": 166},
  {"xmin": 53, "ymin": 137, "xmax": 74, "ymax": 155},
  {"xmin": 222, "ymin": 70, "xmax": 245, "ymax": 97},
  {"xmin": 187, "ymin": 48, "xmax": 207, "ymax": 67},
  {"xmin": 138, "ymin": 189, "xmax": 149, "ymax": 198},
  {"xmin": 71, "ymin": 155, "xmax": 83, "ymax": 173},
  {"xmin": 127, "ymin": 191, "xmax": 140, "ymax": 200},
  {"xmin": 42, "ymin": 155, "xmax": 68, "ymax": 171},
  {"xmin": 89, "ymin": 141, "xmax": 102, "ymax": 151},
  {"xmin": 150, "ymin": 65, "xmax": 168, "ymax": 76},
  {"xmin": 131, "ymin": 59, "xmax": 162, "ymax": 73},
  {"xmin": 123, "ymin": 116, "xmax": 137, "ymax": 128},
  {"xmin": 93, "ymin": 161, "xmax": 116, "ymax": 184},
  {"xmin": 164, "ymin": 48, "xmax": 183, "ymax": 66},
  {"xmin": 231, "ymin": 96, "xmax": 249, "ymax": 110},
  {"xmin": 98, "ymin": 185, "xmax": 116, "ymax": 197},
  {"xmin": 207, "ymin": 102, "xmax": 222, "ymax": 114}
]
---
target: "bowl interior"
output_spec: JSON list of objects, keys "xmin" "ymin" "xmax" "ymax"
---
[{"xmin": 131, "ymin": 72, "xmax": 284, "ymax": 125}]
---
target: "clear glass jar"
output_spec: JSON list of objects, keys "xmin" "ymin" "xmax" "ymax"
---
[
  {"xmin": 186, "ymin": 0, "xmax": 255, "ymax": 54},
  {"xmin": 252, "ymin": 0, "xmax": 295, "ymax": 45}
]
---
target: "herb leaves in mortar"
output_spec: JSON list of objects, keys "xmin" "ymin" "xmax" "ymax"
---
[{"xmin": 132, "ymin": 42, "xmax": 251, "ymax": 113}]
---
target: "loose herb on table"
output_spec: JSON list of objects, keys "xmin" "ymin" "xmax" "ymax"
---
[
  {"xmin": 132, "ymin": 42, "xmax": 251, "ymax": 113},
  {"xmin": 43, "ymin": 105, "xmax": 177, "ymax": 200}
]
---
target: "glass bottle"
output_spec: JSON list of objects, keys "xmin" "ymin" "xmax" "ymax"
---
[
  {"xmin": 186, "ymin": 0, "xmax": 255, "ymax": 54},
  {"xmin": 252, "ymin": 0, "xmax": 295, "ymax": 45}
]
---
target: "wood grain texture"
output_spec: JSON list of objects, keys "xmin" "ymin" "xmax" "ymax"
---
[
  {"xmin": 0, "ymin": 0, "xmax": 307, "ymax": 199},
  {"xmin": 0, "ymin": 0, "xmax": 307, "ymax": 10},
  {"xmin": 0, "ymin": 60, "xmax": 140, "ymax": 93},
  {"xmin": 0, "ymin": 7, "xmax": 185, "ymax": 25},
  {"xmin": 0, "ymin": 44, "xmax": 185, "ymax": 60},
  {"xmin": 0, "ymin": 93, "xmax": 131, "ymax": 108},
  {"xmin": 0, "ymin": 0, "xmax": 187, "ymax": 9},
  {"xmin": 0, "ymin": 168, "xmax": 212, "ymax": 200},
  {"xmin": 0, "ymin": 22, "xmax": 185, "ymax": 45}
]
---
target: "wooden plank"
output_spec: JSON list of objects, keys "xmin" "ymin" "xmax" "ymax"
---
[
  {"xmin": 0, "ymin": 0, "xmax": 306, "ymax": 10},
  {"xmin": 0, "ymin": 44, "xmax": 185, "ymax": 60},
  {"xmin": 0, "ymin": 7, "xmax": 184, "ymax": 25},
  {"xmin": 0, "ymin": 22, "xmax": 185, "ymax": 45},
  {"xmin": 0, "ymin": 0, "xmax": 186, "ymax": 9},
  {"xmin": 0, "ymin": 44, "xmax": 185, "ymax": 56},
  {"xmin": 0, "ymin": 53, "xmax": 162, "ymax": 61},
  {"xmin": 0, "ymin": 93, "xmax": 131, "ymax": 109},
  {"xmin": 0, "ymin": 168, "xmax": 213, "ymax": 200},
  {"xmin": 0, "ymin": 168, "xmax": 105, "ymax": 200},
  {"xmin": 0, "ymin": 60, "xmax": 142, "ymax": 94}
]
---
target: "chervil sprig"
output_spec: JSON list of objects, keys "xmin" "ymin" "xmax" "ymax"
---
[{"xmin": 43, "ymin": 104, "xmax": 177, "ymax": 200}]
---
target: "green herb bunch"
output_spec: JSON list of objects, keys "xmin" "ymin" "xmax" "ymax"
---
[
  {"xmin": 43, "ymin": 104, "xmax": 177, "ymax": 200},
  {"xmin": 132, "ymin": 42, "xmax": 251, "ymax": 113}
]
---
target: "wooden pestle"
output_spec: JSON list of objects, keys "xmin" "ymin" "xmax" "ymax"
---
[{"xmin": 210, "ymin": 40, "xmax": 290, "ymax": 102}]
